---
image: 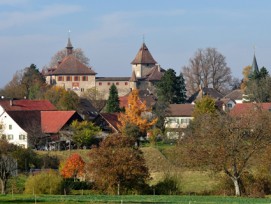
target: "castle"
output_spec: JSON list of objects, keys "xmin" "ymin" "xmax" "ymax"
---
[{"xmin": 44, "ymin": 38, "xmax": 165, "ymax": 99}]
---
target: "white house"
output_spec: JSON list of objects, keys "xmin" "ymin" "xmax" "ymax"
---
[{"xmin": 165, "ymin": 104, "xmax": 194, "ymax": 139}]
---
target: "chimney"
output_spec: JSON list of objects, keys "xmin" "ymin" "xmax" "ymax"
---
[{"xmin": 10, "ymin": 99, "xmax": 13, "ymax": 106}]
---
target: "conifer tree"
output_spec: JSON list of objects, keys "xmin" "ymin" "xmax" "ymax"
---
[{"xmin": 105, "ymin": 84, "xmax": 121, "ymax": 113}]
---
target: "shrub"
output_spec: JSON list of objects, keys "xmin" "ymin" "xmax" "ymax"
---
[
  {"xmin": 152, "ymin": 172, "xmax": 181, "ymax": 195},
  {"xmin": 24, "ymin": 170, "xmax": 63, "ymax": 195},
  {"xmin": 6, "ymin": 174, "xmax": 28, "ymax": 194}
]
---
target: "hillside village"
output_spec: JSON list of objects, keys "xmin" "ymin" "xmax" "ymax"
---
[{"xmin": 0, "ymin": 36, "xmax": 271, "ymax": 198}]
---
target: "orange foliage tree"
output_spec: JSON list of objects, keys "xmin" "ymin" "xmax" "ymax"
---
[
  {"xmin": 60, "ymin": 153, "xmax": 85, "ymax": 180},
  {"xmin": 118, "ymin": 89, "xmax": 157, "ymax": 134}
]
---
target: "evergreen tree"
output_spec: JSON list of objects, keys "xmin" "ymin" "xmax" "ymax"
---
[
  {"xmin": 175, "ymin": 72, "xmax": 187, "ymax": 104},
  {"xmin": 156, "ymin": 68, "xmax": 187, "ymax": 104},
  {"xmin": 105, "ymin": 84, "xmax": 121, "ymax": 113}
]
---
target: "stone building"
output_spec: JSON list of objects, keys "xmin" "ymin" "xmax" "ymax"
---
[{"xmin": 44, "ymin": 38, "xmax": 165, "ymax": 98}]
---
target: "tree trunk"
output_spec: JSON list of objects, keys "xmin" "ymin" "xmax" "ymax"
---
[
  {"xmin": 231, "ymin": 177, "xmax": 241, "ymax": 196},
  {"xmin": 0, "ymin": 179, "xmax": 6, "ymax": 195}
]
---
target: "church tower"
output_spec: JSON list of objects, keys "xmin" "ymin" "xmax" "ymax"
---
[{"xmin": 131, "ymin": 43, "xmax": 157, "ymax": 78}]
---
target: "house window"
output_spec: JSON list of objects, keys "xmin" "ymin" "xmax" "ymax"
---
[
  {"xmin": 9, "ymin": 125, "xmax": 12, "ymax": 130},
  {"xmin": 181, "ymin": 119, "xmax": 190, "ymax": 124},
  {"xmin": 116, "ymin": 82, "xmax": 119, "ymax": 85},
  {"xmin": 19, "ymin": 135, "xmax": 26, "ymax": 140},
  {"xmin": 108, "ymin": 82, "xmax": 111, "ymax": 86},
  {"xmin": 227, "ymin": 103, "xmax": 233, "ymax": 108},
  {"xmin": 0, "ymin": 124, "xmax": 2, "ymax": 129},
  {"xmin": 82, "ymin": 76, "xmax": 88, "ymax": 81},
  {"xmin": 7, "ymin": 134, "xmax": 13, "ymax": 140},
  {"xmin": 99, "ymin": 82, "xmax": 102, "ymax": 86},
  {"xmin": 66, "ymin": 76, "xmax": 71, "ymax": 81},
  {"xmin": 58, "ymin": 76, "xmax": 63, "ymax": 81},
  {"xmin": 81, "ymin": 88, "xmax": 84, "ymax": 92},
  {"xmin": 1, "ymin": 134, "xmax": 6, "ymax": 140},
  {"xmin": 125, "ymin": 82, "xmax": 128, "ymax": 85},
  {"xmin": 74, "ymin": 76, "xmax": 80, "ymax": 81}
]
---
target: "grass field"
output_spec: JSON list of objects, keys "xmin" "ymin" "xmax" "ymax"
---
[{"xmin": 0, "ymin": 194, "xmax": 271, "ymax": 204}]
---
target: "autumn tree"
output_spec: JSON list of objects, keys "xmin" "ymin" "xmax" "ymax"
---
[
  {"xmin": 192, "ymin": 95, "xmax": 218, "ymax": 118},
  {"xmin": 105, "ymin": 84, "xmax": 121, "ymax": 113},
  {"xmin": 182, "ymin": 48, "xmax": 232, "ymax": 96},
  {"xmin": 180, "ymin": 106, "xmax": 271, "ymax": 196},
  {"xmin": 118, "ymin": 89, "xmax": 157, "ymax": 137},
  {"xmin": 60, "ymin": 153, "xmax": 85, "ymax": 181},
  {"xmin": 87, "ymin": 134, "xmax": 150, "ymax": 194},
  {"xmin": 43, "ymin": 86, "xmax": 79, "ymax": 110},
  {"xmin": 81, "ymin": 87, "xmax": 107, "ymax": 112},
  {"xmin": 70, "ymin": 120, "xmax": 100, "ymax": 148},
  {"xmin": 49, "ymin": 48, "xmax": 90, "ymax": 67}
]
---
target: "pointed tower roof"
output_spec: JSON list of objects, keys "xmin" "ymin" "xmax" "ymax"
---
[
  {"xmin": 252, "ymin": 54, "xmax": 259, "ymax": 74},
  {"xmin": 66, "ymin": 37, "xmax": 73, "ymax": 55},
  {"xmin": 129, "ymin": 70, "xmax": 138, "ymax": 82},
  {"xmin": 131, "ymin": 43, "xmax": 157, "ymax": 65}
]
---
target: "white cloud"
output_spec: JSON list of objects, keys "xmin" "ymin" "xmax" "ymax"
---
[{"xmin": 0, "ymin": 4, "xmax": 82, "ymax": 30}]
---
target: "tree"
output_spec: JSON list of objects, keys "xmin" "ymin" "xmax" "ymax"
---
[
  {"xmin": 43, "ymin": 86, "xmax": 79, "ymax": 110},
  {"xmin": 105, "ymin": 84, "xmax": 121, "ymax": 113},
  {"xmin": 0, "ymin": 64, "xmax": 46, "ymax": 99},
  {"xmin": 21, "ymin": 64, "xmax": 46, "ymax": 99},
  {"xmin": 180, "ymin": 107, "xmax": 271, "ymax": 196},
  {"xmin": 60, "ymin": 153, "xmax": 85, "ymax": 181},
  {"xmin": 245, "ymin": 67, "xmax": 271, "ymax": 102},
  {"xmin": 156, "ymin": 69, "xmax": 186, "ymax": 104},
  {"xmin": 70, "ymin": 120, "xmax": 100, "ymax": 148},
  {"xmin": 0, "ymin": 140, "xmax": 18, "ymax": 194},
  {"xmin": 49, "ymin": 48, "xmax": 90, "ymax": 67},
  {"xmin": 81, "ymin": 87, "xmax": 107, "ymax": 112},
  {"xmin": 87, "ymin": 134, "xmax": 150, "ymax": 194},
  {"xmin": 240, "ymin": 65, "xmax": 252, "ymax": 90},
  {"xmin": 182, "ymin": 48, "xmax": 232, "ymax": 96},
  {"xmin": 192, "ymin": 95, "xmax": 217, "ymax": 118},
  {"xmin": 118, "ymin": 89, "xmax": 157, "ymax": 136}
]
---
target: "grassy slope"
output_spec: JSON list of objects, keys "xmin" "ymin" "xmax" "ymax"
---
[{"xmin": 36, "ymin": 146, "xmax": 219, "ymax": 194}]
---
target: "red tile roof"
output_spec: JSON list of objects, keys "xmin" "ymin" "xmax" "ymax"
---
[
  {"xmin": 41, "ymin": 111, "xmax": 77, "ymax": 133},
  {"xmin": 100, "ymin": 113, "xmax": 121, "ymax": 132},
  {"xmin": 230, "ymin": 103, "xmax": 271, "ymax": 116},
  {"xmin": 52, "ymin": 55, "xmax": 96, "ymax": 75},
  {"xmin": 131, "ymin": 43, "xmax": 157, "ymax": 65},
  {"xmin": 0, "ymin": 99, "xmax": 56, "ymax": 111}
]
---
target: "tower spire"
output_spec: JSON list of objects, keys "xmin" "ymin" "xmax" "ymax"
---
[{"xmin": 66, "ymin": 30, "xmax": 73, "ymax": 55}]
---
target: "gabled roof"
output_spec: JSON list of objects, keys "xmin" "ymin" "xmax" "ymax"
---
[
  {"xmin": 223, "ymin": 89, "xmax": 244, "ymax": 101},
  {"xmin": 7, "ymin": 111, "xmax": 41, "ymax": 132},
  {"xmin": 41, "ymin": 111, "xmax": 80, "ymax": 133},
  {"xmin": 230, "ymin": 103, "xmax": 271, "ymax": 116},
  {"xmin": 188, "ymin": 87, "xmax": 224, "ymax": 103},
  {"xmin": 144, "ymin": 65, "xmax": 165, "ymax": 81},
  {"xmin": 99, "ymin": 113, "xmax": 121, "ymax": 133},
  {"xmin": 131, "ymin": 43, "xmax": 157, "ymax": 65},
  {"xmin": 52, "ymin": 55, "xmax": 96, "ymax": 75},
  {"xmin": 0, "ymin": 99, "xmax": 56, "ymax": 111},
  {"xmin": 168, "ymin": 104, "xmax": 194, "ymax": 117}
]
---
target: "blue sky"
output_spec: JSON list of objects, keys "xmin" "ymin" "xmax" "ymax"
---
[{"xmin": 0, "ymin": 0, "xmax": 270, "ymax": 88}]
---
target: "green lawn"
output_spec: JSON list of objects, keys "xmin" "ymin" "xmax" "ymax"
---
[{"xmin": 0, "ymin": 194, "xmax": 271, "ymax": 204}]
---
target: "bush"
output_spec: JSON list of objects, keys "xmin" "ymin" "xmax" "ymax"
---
[
  {"xmin": 62, "ymin": 178, "xmax": 93, "ymax": 194},
  {"xmin": 37, "ymin": 154, "xmax": 60, "ymax": 169},
  {"xmin": 24, "ymin": 170, "xmax": 63, "ymax": 195},
  {"xmin": 152, "ymin": 172, "xmax": 181, "ymax": 195},
  {"xmin": 6, "ymin": 174, "xmax": 28, "ymax": 194}
]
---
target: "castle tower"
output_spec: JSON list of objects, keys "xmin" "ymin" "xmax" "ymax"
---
[{"xmin": 131, "ymin": 43, "xmax": 157, "ymax": 78}]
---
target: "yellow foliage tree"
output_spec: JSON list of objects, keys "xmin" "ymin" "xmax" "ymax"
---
[
  {"xmin": 118, "ymin": 89, "xmax": 157, "ymax": 134},
  {"xmin": 240, "ymin": 65, "xmax": 252, "ymax": 90}
]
